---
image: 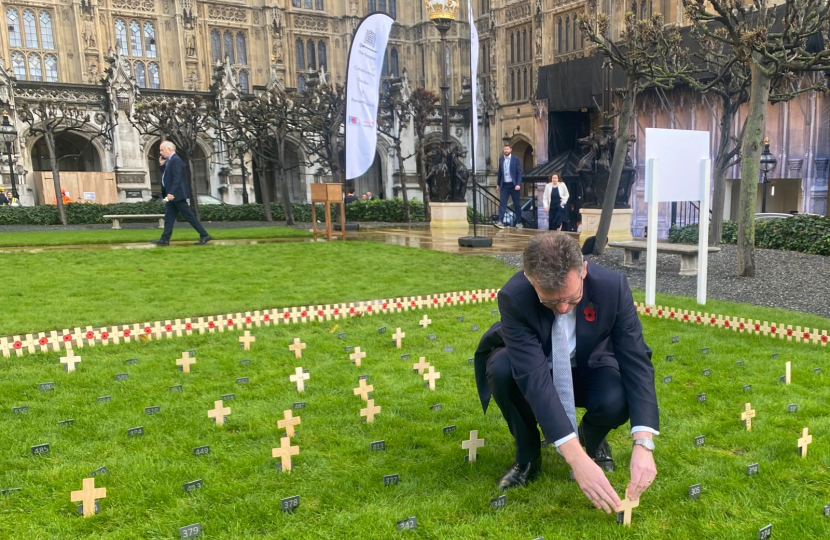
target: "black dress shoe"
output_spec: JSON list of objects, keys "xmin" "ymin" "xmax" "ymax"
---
[
  {"xmin": 578, "ymin": 420, "xmax": 615, "ymax": 472},
  {"xmin": 498, "ymin": 455, "xmax": 542, "ymax": 491},
  {"xmin": 195, "ymin": 235, "xmax": 212, "ymax": 245},
  {"xmin": 150, "ymin": 239, "xmax": 169, "ymax": 246}
]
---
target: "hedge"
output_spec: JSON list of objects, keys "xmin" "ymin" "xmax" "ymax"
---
[
  {"xmin": 0, "ymin": 198, "xmax": 485, "ymax": 226},
  {"xmin": 669, "ymin": 215, "xmax": 830, "ymax": 256}
]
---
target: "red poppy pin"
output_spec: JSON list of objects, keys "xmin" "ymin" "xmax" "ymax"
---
[{"xmin": 584, "ymin": 303, "xmax": 596, "ymax": 322}]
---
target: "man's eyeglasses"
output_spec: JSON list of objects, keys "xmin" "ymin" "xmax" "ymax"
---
[{"xmin": 536, "ymin": 275, "xmax": 584, "ymax": 308}]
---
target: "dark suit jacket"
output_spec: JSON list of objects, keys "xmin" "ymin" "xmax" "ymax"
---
[
  {"xmin": 474, "ymin": 263, "xmax": 659, "ymax": 444},
  {"xmin": 162, "ymin": 153, "xmax": 190, "ymax": 201},
  {"xmin": 497, "ymin": 155, "xmax": 522, "ymax": 187}
]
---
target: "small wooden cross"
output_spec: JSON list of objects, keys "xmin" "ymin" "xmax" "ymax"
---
[
  {"xmin": 741, "ymin": 403, "xmax": 756, "ymax": 432},
  {"xmin": 353, "ymin": 378, "xmax": 374, "ymax": 401},
  {"xmin": 785, "ymin": 361, "xmax": 791, "ymax": 385},
  {"xmin": 392, "ymin": 328, "xmax": 405, "ymax": 349},
  {"xmin": 71, "ymin": 477, "xmax": 106, "ymax": 518},
  {"xmin": 360, "ymin": 399, "xmax": 381, "ymax": 423},
  {"xmin": 462, "ymin": 430, "xmax": 485, "ymax": 462},
  {"xmin": 798, "ymin": 427, "xmax": 812, "ymax": 458},
  {"xmin": 239, "ymin": 331, "xmax": 256, "ymax": 351},
  {"xmin": 617, "ymin": 497, "xmax": 640, "ymax": 526},
  {"xmin": 413, "ymin": 357, "xmax": 430, "ymax": 375},
  {"xmin": 272, "ymin": 436, "xmax": 300, "ymax": 471},
  {"xmin": 289, "ymin": 338, "xmax": 306, "ymax": 359},
  {"xmin": 423, "ymin": 365, "xmax": 441, "ymax": 391},
  {"xmin": 176, "ymin": 351, "xmax": 196, "ymax": 373},
  {"xmin": 350, "ymin": 347, "xmax": 366, "ymax": 366},
  {"xmin": 278, "ymin": 409, "xmax": 302, "ymax": 437},
  {"xmin": 290, "ymin": 367, "xmax": 310, "ymax": 392},
  {"xmin": 60, "ymin": 348, "xmax": 82, "ymax": 373},
  {"xmin": 419, "ymin": 315, "xmax": 432, "ymax": 328},
  {"xmin": 208, "ymin": 399, "xmax": 231, "ymax": 425}
]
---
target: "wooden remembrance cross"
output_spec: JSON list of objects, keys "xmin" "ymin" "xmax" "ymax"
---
[
  {"xmin": 353, "ymin": 379, "xmax": 373, "ymax": 401},
  {"xmin": 618, "ymin": 497, "xmax": 640, "ymax": 526},
  {"xmin": 289, "ymin": 338, "xmax": 306, "ymax": 359},
  {"xmin": 741, "ymin": 403, "xmax": 756, "ymax": 432},
  {"xmin": 290, "ymin": 367, "xmax": 310, "ymax": 392},
  {"xmin": 392, "ymin": 328, "xmax": 405, "ymax": 349},
  {"xmin": 423, "ymin": 365, "xmax": 441, "ymax": 391},
  {"xmin": 60, "ymin": 348, "xmax": 82, "ymax": 372},
  {"xmin": 798, "ymin": 428, "xmax": 812, "ymax": 458},
  {"xmin": 272, "ymin": 436, "xmax": 300, "ymax": 471},
  {"xmin": 278, "ymin": 410, "xmax": 302, "ymax": 437},
  {"xmin": 71, "ymin": 477, "xmax": 107, "ymax": 518},
  {"xmin": 208, "ymin": 400, "xmax": 231, "ymax": 425},
  {"xmin": 462, "ymin": 430, "xmax": 485, "ymax": 462},
  {"xmin": 176, "ymin": 351, "xmax": 196, "ymax": 373},
  {"xmin": 419, "ymin": 315, "xmax": 432, "ymax": 328},
  {"xmin": 350, "ymin": 347, "xmax": 366, "ymax": 366},
  {"xmin": 239, "ymin": 331, "xmax": 256, "ymax": 351},
  {"xmin": 360, "ymin": 399, "xmax": 381, "ymax": 423},
  {"xmin": 413, "ymin": 357, "xmax": 430, "ymax": 375}
]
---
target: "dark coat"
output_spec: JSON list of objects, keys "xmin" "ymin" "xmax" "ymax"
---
[
  {"xmin": 474, "ymin": 263, "xmax": 659, "ymax": 444},
  {"xmin": 497, "ymin": 155, "xmax": 523, "ymax": 187},
  {"xmin": 161, "ymin": 153, "xmax": 191, "ymax": 201}
]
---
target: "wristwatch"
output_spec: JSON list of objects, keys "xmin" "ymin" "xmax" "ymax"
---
[{"xmin": 633, "ymin": 438, "xmax": 655, "ymax": 452}]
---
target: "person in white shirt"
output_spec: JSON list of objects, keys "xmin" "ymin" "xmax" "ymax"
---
[{"xmin": 543, "ymin": 173, "xmax": 570, "ymax": 231}]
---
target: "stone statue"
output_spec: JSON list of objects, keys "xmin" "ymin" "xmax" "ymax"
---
[
  {"xmin": 82, "ymin": 14, "xmax": 97, "ymax": 49},
  {"xmin": 185, "ymin": 28, "xmax": 197, "ymax": 58},
  {"xmin": 426, "ymin": 142, "xmax": 469, "ymax": 202},
  {"xmin": 535, "ymin": 27, "xmax": 542, "ymax": 57},
  {"xmin": 576, "ymin": 130, "xmax": 637, "ymax": 208}
]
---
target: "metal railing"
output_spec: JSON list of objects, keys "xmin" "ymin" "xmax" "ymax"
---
[
  {"xmin": 472, "ymin": 181, "xmax": 538, "ymax": 228},
  {"xmin": 671, "ymin": 201, "xmax": 711, "ymax": 228}
]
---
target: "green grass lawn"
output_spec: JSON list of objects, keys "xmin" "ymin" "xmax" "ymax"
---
[
  {"xmin": 0, "ymin": 225, "xmax": 310, "ymax": 247},
  {"xmin": 2, "ymin": 301, "xmax": 830, "ymax": 539}
]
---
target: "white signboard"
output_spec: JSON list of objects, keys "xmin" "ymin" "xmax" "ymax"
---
[{"xmin": 344, "ymin": 13, "xmax": 394, "ymax": 180}]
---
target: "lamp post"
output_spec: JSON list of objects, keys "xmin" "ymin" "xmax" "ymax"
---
[
  {"xmin": 425, "ymin": 0, "xmax": 459, "ymax": 171},
  {"xmin": 235, "ymin": 138, "xmax": 249, "ymax": 204},
  {"xmin": 0, "ymin": 112, "xmax": 19, "ymax": 201},
  {"xmin": 759, "ymin": 137, "xmax": 777, "ymax": 213}
]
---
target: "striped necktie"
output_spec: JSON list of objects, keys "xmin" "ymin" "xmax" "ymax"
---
[{"xmin": 551, "ymin": 313, "xmax": 577, "ymax": 433}]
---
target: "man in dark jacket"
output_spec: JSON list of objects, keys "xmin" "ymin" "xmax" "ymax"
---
[
  {"xmin": 151, "ymin": 141, "xmax": 211, "ymax": 246},
  {"xmin": 474, "ymin": 232, "xmax": 658, "ymax": 513}
]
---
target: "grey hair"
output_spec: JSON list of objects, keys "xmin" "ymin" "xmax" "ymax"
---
[
  {"xmin": 523, "ymin": 232, "xmax": 583, "ymax": 291},
  {"xmin": 160, "ymin": 141, "xmax": 176, "ymax": 151}
]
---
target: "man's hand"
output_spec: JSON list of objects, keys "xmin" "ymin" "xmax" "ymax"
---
[
  {"xmin": 496, "ymin": 185, "xmax": 500, "ymax": 191},
  {"xmin": 627, "ymin": 444, "xmax": 657, "ymax": 500},
  {"xmin": 560, "ymin": 438, "xmax": 621, "ymax": 513},
  {"xmin": 166, "ymin": 194, "xmax": 175, "ymax": 201},
  {"xmin": 514, "ymin": 184, "xmax": 521, "ymax": 191}
]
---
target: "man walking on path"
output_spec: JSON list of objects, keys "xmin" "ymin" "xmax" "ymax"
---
[
  {"xmin": 151, "ymin": 141, "xmax": 211, "ymax": 246},
  {"xmin": 495, "ymin": 144, "xmax": 523, "ymax": 229}
]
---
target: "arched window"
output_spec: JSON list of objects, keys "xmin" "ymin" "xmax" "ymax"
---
[
  {"xmin": 293, "ymin": 0, "xmax": 300, "ymax": 6},
  {"xmin": 239, "ymin": 69, "xmax": 250, "ymax": 93},
  {"xmin": 369, "ymin": 0, "xmax": 376, "ymax": 12},
  {"xmin": 318, "ymin": 41, "xmax": 327, "ymax": 71},
  {"xmin": 223, "ymin": 30, "xmax": 234, "ymax": 63},
  {"xmin": 389, "ymin": 0, "xmax": 396, "ymax": 18},
  {"xmin": 298, "ymin": 75, "xmax": 307, "ymax": 93},
  {"xmin": 236, "ymin": 33, "xmax": 247, "ymax": 64},
  {"xmin": 134, "ymin": 61, "xmax": 146, "ymax": 88},
  {"xmin": 144, "ymin": 22, "xmax": 156, "ymax": 58},
  {"xmin": 28, "ymin": 52, "xmax": 42, "ymax": 81},
  {"xmin": 557, "ymin": 18, "xmax": 562, "ymax": 53},
  {"xmin": 390, "ymin": 48, "xmax": 399, "ymax": 77},
  {"xmin": 148, "ymin": 62, "xmax": 160, "ymax": 89},
  {"xmin": 115, "ymin": 19, "xmax": 128, "ymax": 55},
  {"xmin": 304, "ymin": 0, "xmax": 312, "ymax": 8},
  {"xmin": 382, "ymin": 49, "xmax": 389, "ymax": 76},
  {"xmin": 574, "ymin": 15, "xmax": 579, "ymax": 49},
  {"xmin": 11, "ymin": 52, "xmax": 25, "ymax": 79},
  {"xmin": 211, "ymin": 30, "xmax": 221, "ymax": 63},
  {"xmin": 523, "ymin": 68, "xmax": 528, "ymax": 99},
  {"xmin": 130, "ymin": 21, "xmax": 143, "ymax": 56},
  {"xmin": 44, "ymin": 53, "xmax": 58, "ymax": 82},
  {"xmin": 379, "ymin": 0, "xmax": 387, "ymax": 12},
  {"xmin": 307, "ymin": 39, "xmax": 316, "ymax": 70},
  {"xmin": 315, "ymin": 0, "xmax": 324, "ymax": 9},
  {"xmin": 523, "ymin": 29, "xmax": 527, "ymax": 62},
  {"xmin": 7, "ymin": 9, "xmax": 22, "ymax": 47},
  {"xmin": 39, "ymin": 12, "xmax": 54, "ymax": 49},
  {"xmin": 510, "ymin": 70, "xmax": 515, "ymax": 101},
  {"xmin": 641, "ymin": 1, "xmax": 648, "ymax": 19},
  {"xmin": 510, "ymin": 32, "xmax": 514, "ymax": 63},
  {"xmin": 565, "ymin": 17, "xmax": 570, "ymax": 52},
  {"xmin": 23, "ymin": 10, "xmax": 37, "ymax": 48},
  {"xmin": 296, "ymin": 40, "xmax": 305, "ymax": 71}
]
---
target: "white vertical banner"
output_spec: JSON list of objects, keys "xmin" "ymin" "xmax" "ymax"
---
[
  {"xmin": 345, "ymin": 13, "xmax": 395, "ymax": 180},
  {"xmin": 469, "ymin": 2, "xmax": 479, "ymax": 166}
]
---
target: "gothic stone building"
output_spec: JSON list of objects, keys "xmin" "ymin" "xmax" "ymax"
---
[{"xmin": 0, "ymin": 0, "xmax": 826, "ymax": 227}]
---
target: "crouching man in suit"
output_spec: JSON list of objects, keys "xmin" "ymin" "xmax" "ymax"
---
[{"xmin": 474, "ymin": 232, "xmax": 659, "ymax": 513}]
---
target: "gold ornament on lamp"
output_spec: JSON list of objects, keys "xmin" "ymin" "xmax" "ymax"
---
[{"xmin": 425, "ymin": 0, "xmax": 460, "ymax": 21}]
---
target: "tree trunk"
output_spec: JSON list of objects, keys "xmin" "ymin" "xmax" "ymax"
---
[
  {"xmin": 255, "ymin": 155, "xmax": 274, "ymax": 222},
  {"xmin": 710, "ymin": 100, "xmax": 737, "ymax": 246},
  {"xmin": 186, "ymin": 157, "xmax": 200, "ymax": 219},
  {"xmin": 396, "ymin": 143, "xmax": 411, "ymax": 222},
  {"xmin": 593, "ymin": 87, "xmax": 637, "ymax": 255},
  {"xmin": 45, "ymin": 132, "xmax": 67, "ymax": 226},
  {"xmin": 737, "ymin": 58, "xmax": 771, "ymax": 277},
  {"xmin": 417, "ymin": 137, "xmax": 431, "ymax": 222},
  {"xmin": 276, "ymin": 137, "xmax": 295, "ymax": 226}
]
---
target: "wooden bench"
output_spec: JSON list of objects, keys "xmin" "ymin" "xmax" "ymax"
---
[
  {"xmin": 608, "ymin": 241, "xmax": 721, "ymax": 276},
  {"xmin": 103, "ymin": 214, "xmax": 165, "ymax": 230}
]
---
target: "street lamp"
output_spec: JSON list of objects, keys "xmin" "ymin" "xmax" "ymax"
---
[
  {"xmin": 0, "ymin": 111, "xmax": 19, "ymax": 201},
  {"xmin": 234, "ymin": 138, "xmax": 249, "ymax": 204},
  {"xmin": 425, "ymin": 0, "xmax": 459, "ymax": 161},
  {"xmin": 759, "ymin": 137, "xmax": 777, "ymax": 213}
]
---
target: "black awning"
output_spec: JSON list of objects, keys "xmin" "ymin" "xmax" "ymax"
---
[
  {"xmin": 523, "ymin": 150, "xmax": 584, "ymax": 183},
  {"xmin": 536, "ymin": 54, "xmax": 626, "ymax": 112}
]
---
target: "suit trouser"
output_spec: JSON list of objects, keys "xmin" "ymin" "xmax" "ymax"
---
[
  {"xmin": 498, "ymin": 183, "xmax": 522, "ymax": 224},
  {"xmin": 485, "ymin": 346, "xmax": 629, "ymax": 464},
  {"xmin": 161, "ymin": 199, "xmax": 209, "ymax": 241}
]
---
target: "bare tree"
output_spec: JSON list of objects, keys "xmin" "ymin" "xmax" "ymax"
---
[
  {"xmin": 409, "ymin": 87, "xmax": 440, "ymax": 222},
  {"xmin": 684, "ymin": 0, "xmax": 830, "ymax": 276},
  {"xmin": 580, "ymin": 10, "xmax": 689, "ymax": 255},
  {"xmin": 297, "ymin": 72, "xmax": 346, "ymax": 185},
  {"xmin": 18, "ymin": 100, "xmax": 111, "ymax": 226},
  {"xmin": 380, "ymin": 75, "xmax": 416, "ymax": 222},
  {"xmin": 129, "ymin": 95, "xmax": 218, "ymax": 218}
]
